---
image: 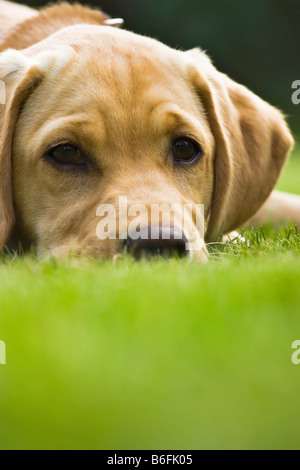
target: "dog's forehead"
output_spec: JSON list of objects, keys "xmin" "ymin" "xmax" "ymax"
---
[
  {"xmin": 20, "ymin": 24, "xmax": 211, "ymax": 149},
  {"xmin": 28, "ymin": 24, "xmax": 190, "ymax": 74},
  {"xmin": 28, "ymin": 25, "xmax": 200, "ymax": 113},
  {"xmin": 55, "ymin": 24, "xmax": 176, "ymax": 54}
]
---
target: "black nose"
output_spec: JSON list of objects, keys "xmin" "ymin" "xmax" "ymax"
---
[{"xmin": 124, "ymin": 226, "xmax": 188, "ymax": 259}]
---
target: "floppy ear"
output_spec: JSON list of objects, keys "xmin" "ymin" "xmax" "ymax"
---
[
  {"xmin": 0, "ymin": 48, "xmax": 72, "ymax": 250},
  {"xmin": 187, "ymin": 49, "xmax": 294, "ymax": 241}
]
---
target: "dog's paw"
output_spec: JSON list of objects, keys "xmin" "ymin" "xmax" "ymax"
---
[{"xmin": 222, "ymin": 231, "xmax": 246, "ymax": 244}]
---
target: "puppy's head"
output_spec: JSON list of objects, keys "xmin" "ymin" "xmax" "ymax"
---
[{"xmin": 0, "ymin": 25, "xmax": 293, "ymax": 260}]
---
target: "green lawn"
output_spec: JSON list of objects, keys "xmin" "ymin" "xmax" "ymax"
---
[
  {"xmin": 0, "ymin": 149, "xmax": 299, "ymax": 450},
  {"xmin": 278, "ymin": 150, "xmax": 300, "ymax": 194}
]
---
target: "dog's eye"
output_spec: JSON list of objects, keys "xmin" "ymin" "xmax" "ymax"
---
[
  {"xmin": 46, "ymin": 144, "xmax": 85, "ymax": 167},
  {"xmin": 172, "ymin": 138, "xmax": 202, "ymax": 163}
]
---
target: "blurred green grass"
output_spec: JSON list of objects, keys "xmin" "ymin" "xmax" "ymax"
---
[
  {"xmin": 277, "ymin": 148, "xmax": 300, "ymax": 194},
  {"xmin": 0, "ymin": 148, "xmax": 299, "ymax": 450}
]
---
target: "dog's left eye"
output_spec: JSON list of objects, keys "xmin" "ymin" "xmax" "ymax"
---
[
  {"xmin": 172, "ymin": 137, "xmax": 203, "ymax": 163},
  {"xmin": 46, "ymin": 144, "xmax": 85, "ymax": 168}
]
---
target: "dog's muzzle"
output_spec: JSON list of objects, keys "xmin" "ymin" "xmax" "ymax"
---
[{"xmin": 124, "ymin": 225, "xmax": 188, "ymax": 260}]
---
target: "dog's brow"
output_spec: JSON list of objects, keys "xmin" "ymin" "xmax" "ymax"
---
[
  {"xmin": 36, "ymin": 115, "xmax": 106, "ymax": 145},
  {"xmin": 150, "ymin": 102, "xmax": 205, "ymax": 139}
]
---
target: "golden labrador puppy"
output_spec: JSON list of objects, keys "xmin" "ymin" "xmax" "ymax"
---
[{"xmin": 0, "ymin": 1, "xmax": 299, "ymax": 260}]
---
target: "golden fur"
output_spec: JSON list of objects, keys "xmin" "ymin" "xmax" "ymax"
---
[
  {"xmin": 0, "ymin": 1, "xmax": 298, "ymax": 260},
  {"xmin": 0, "ymin": 0, "xmax": 36, "ymax": 34}
]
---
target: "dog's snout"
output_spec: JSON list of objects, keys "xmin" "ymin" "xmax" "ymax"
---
[{"xmin": 124, "ymin": 226, "xmax": 188, "ymax": 259}]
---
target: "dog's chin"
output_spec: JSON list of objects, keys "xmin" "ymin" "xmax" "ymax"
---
[{"xmin": 39, "ymin": 237, "xmax": 209, "ymax": 262}]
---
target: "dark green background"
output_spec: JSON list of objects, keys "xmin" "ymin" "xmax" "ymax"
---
[{"xmin": 13, "ymin": 0, "xmax": 300, "ymax": 133}]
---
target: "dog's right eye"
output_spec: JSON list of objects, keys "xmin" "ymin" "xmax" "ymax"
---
[{"xmin": 45, "ymin": 144, "xmax": 86, "ymax": 168}]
